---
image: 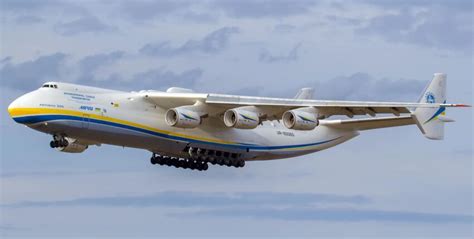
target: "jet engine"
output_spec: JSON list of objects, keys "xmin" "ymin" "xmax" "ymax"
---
[
  {"xmin": 282, "ymin": 109, "xmax": 319, "ymax": 130},
  {"xmin": 165, "ymin": 107, "xmax": 201, "ymax": 128},
  {"xmin": 57, "ymin": 138, "xmax": 89, "ymax": 153},
  {"xmin": 224, "ymin": 108, "xmax": 260, "ymax": 129}
]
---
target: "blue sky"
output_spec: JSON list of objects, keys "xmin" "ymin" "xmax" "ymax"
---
[{"xmin": 0, "ymin": 0, "xmax": 473, "ymax": 238}]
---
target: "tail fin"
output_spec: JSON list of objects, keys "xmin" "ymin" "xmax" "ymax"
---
[
  {"xmin": 413, "ymin": 73, "xmax": 447, "ymax": 140},
  {"xmin": 294, "ymin": 88, "xmax": 314, "ymax": 99}
]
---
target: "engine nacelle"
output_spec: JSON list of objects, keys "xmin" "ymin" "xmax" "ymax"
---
[
  {"xmin": 58, "ymin": 138, "xmax": 88, "ymax": 153},
  {"xmin": 282, "ymin": 109, "xmax": 319, "ymax": 130},
  {"xmin": 224, "ymin": 108, "xmax": 260, "ymax": 129},
  {"xmin": 165, "ymin": 107, "xmax": 201, "ymax": 128}
]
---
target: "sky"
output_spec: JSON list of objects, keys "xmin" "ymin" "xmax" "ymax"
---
[{"xmin": 0, "ymin": 0, "xmax": 473, "ymax": 238}]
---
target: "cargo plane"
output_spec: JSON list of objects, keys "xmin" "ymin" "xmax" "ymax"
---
[{"xmin": 7, "ymin": 73, "xmax": 470, "ymax": 171}]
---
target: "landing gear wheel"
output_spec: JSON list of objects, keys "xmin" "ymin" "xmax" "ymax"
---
[
  {"xmin": 60, "ymin": 139, "xmax": 68, "ymax": 147},
  {"xmin": 198, "ymin": 163, "xmax": 206, "ymax": 171},
  {"xmin": 162, "ymin": 158, "xmax": 171, "ymax": 166},
  {"xmin": 238, "ymin": 160, "xmax": 245, "ymax": 168},
  {"xmin": 50, "ymin": 141, "xmax": 56, "ymax": 148}
]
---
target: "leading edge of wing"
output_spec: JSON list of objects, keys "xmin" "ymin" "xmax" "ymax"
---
[
  {"xmin": 141, "ymin": 92, "xmax": 468, "ymax": 109},
  {"xmin": 205, "ymin": 94, "xmax": 448, "ymax": 108}
]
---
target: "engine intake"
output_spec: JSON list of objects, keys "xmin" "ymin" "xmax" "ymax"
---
[
  {"xmin": 282, "ymin": 109, "xmax": 319, "ymax": 130},
  {"xmin": 165, "ymin": 107, "xmax": 201, "ymax": 128},
  {"xmin": 224, "ymin": 109, "xmax": 259, "ymax": 129}
]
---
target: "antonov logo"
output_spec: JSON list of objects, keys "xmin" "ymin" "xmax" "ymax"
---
[{"xmin": 425, "ymin": 92, "xmax": 436, "ymax": 103}]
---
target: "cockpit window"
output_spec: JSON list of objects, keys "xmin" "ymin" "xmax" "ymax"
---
[{"xmin": 42, "ymin": 84, "xmax": 58, "ymax": 89}]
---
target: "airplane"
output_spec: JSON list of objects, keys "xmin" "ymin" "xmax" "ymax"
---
[{"xmin": 7, "ymin": 73, "xmax": 470, "ymax": 171}]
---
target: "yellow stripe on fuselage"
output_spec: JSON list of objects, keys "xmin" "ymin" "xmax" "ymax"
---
[{"xmin": 8, "ymin": 107, "xmax": 241, "ymax": 146}]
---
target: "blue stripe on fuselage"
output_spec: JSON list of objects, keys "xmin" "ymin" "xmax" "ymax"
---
[{"xmin": 12, "ymin": 114, "xmax": 341, "ymax": 151}]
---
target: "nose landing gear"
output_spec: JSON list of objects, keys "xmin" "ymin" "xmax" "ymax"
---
[{"xmin": 50, "ymin": 135, "xmax": 69, "ymax": 148}]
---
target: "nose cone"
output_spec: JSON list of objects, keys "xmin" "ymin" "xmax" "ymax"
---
[
  {"xmin": 8, "ymin": 98, "xmax": 19, "ymax": 117},
  {"xmin": 8, "ymin": 97, "xmax": 23, "ymax": 123},
  {"xmin": 8, "ymin": 92, "xmax": 34, "ymax": 123}
]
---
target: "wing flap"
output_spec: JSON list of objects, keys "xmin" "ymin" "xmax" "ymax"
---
[{"xmin": 321, "ymin": 116, "xmax": 415, "ymax": 131}]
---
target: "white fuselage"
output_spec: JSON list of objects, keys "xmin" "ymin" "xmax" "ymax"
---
[{"xmin": 8, "ymin": 83, "xmax": 358, "ymax": 161}]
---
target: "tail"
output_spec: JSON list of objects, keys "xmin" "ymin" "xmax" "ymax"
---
[{"xmin": 413, "ymin": 73, "xmax": 451, "ymax": 140}]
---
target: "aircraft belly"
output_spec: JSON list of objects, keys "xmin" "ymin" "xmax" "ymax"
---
[
  {"xmin": 24, "ymin": 111, "xmax": 359, "ymax": 160},
  {"xmin": 29, "ymin": 119, "xmax": 188, "ymax": 156}
]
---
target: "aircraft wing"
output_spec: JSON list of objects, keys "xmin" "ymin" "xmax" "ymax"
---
[
  {"xmin": 206, "ymin": 94, "xmax": 419, "ymax": 118},
  {"xmin": 142, "ymin": 92, "xmax": 465, "ymax": 119}
]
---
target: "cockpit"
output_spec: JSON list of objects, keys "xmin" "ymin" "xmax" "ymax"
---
[{"xmin": 42, "ymin": 83, "xmax": 58, "ymax": 89}]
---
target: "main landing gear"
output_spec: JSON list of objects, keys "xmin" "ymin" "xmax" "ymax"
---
[
  {"xmin": 150, "ymin": 147, "xmax": 246, "ymax": 171},
  {"xmin": 187, "ymin": 147, "xmax": 245, "ymax": 168},
  {"xmin": 150, "ymin": 154, "xmax": 209, "ymax": 171}
]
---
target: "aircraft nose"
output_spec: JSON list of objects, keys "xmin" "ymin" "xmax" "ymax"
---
[
  {"xmin": 8, "ymin": 93, "xmax": 31, "ymax": 123},
  {"xmin": 8, "ymin": 98, "xmax": 19, "ymax": 117},
  {"xmin": 8, "ymin": 97, "xmax": 21, "ymax": 119}
]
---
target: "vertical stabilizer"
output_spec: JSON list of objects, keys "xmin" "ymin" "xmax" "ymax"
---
[{"xmin": 413, "ymin": 73, "xmax": 447, "ymax": 140}]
